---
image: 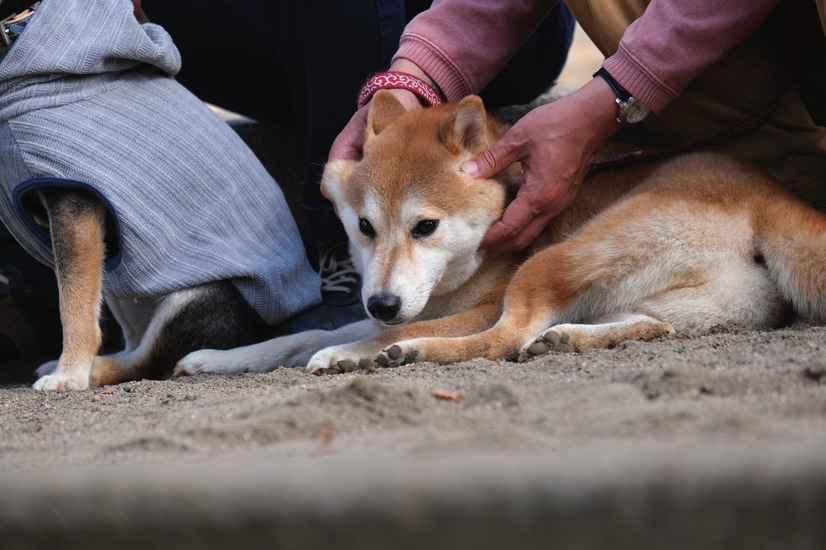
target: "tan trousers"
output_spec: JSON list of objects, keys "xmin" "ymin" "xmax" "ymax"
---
[{"xmin": 566, "ymin": 0, "xmax": 826, "ymax": 206}]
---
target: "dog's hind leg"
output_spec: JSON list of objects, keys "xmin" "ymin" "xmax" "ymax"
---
[
  {"xmin": 34, "ymin": 294, "xmax": 154, "ymax": 381},
  {"xmin": 86, "ymin": 288, "xmax": 204, "ymax": 386},
  {"xmin": 33, "ymin": 190, "xmax": 105, "ymax": 391},
  {"xmin": 517, "ymin": 313, "xmax": 675, "ymax": 360},
  {"xmin": 87, "ymin": 283, "xmax": 264, "ymax": 386}
]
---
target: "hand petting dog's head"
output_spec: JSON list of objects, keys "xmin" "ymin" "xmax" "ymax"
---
[{"xmin": 322, "ymin": 92, "xmax": 510, "ymax": 325}]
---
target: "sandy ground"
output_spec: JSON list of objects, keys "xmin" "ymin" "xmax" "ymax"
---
[
  {"xmin": 1, "ymin": 26, "xmax": 825, "ymax": 548},
  {"xmin": 1, "ymin": 325, "xmax": 824, "ymax": 548},
  {"xmin": 2, "ymin": 324, "xmax": 825, "ymax": 470}
]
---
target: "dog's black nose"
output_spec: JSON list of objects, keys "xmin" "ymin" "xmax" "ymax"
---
[{"xmin": 367, "ymin": 293, "xmax": 401, "ymax": 322}]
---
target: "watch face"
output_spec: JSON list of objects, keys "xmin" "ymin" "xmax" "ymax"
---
[{"xmin": 625, "ymin": 100, "xmax": 651, "ymax": 123}]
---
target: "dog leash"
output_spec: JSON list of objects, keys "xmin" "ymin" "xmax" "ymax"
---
[
  {"xmin": 590, "ymin": 3, "xmax": 810, "ymax": 172},
  {"xmin": 589, "ymin": 94, "xmax": 784, "ymax": 171}
]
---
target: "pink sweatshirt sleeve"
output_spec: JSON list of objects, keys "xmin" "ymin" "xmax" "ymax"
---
[
  {"xmin": 604, "ymin": 0, "xmax": 782, "ymax": 113},
  {"xmin": 394, "ymin": 0, "xmax": 557, "ymax": 102},
  {"xmin": 396, "ymin": 0, "xmax": 781, "ymax": 114}
]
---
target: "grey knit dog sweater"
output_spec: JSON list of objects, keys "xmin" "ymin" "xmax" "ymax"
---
[{"xmin": 0, "ymin": 0, "xmax": 321, "ymax": 325}]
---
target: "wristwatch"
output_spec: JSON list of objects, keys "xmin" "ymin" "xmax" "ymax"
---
[{"xmin": 593, "ymin": 67, "xmax": 651, "ymax": 124}]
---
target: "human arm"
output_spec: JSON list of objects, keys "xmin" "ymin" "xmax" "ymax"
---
[
  {"xmin": 328, "ymin": 0, "xmax": 557, "ymax": 163},
  {"xmin": 393, "ymin": 0, "xmax": 559, "ymax": 102},
  {"xmin": 392, "ymin": 0, "xmax": 782, "ymax": 117},
  {"xmin": 602, "ymin": 0, "xmax": 783, "ymax": 113},
  {"xmin": 330, "ymin": 0, "xmax": 785, "ymax": 246},
  {"xmin": 328, "ymin": 60, "xmax": 429, "ymax": 162},
  {"xmin": 470, "ymin": 0, "xmax": 783, "ymax": 251}
]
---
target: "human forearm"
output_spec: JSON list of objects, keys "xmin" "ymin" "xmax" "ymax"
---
[
  {"xmin": 394, "ymin": 0, "xmax": 559, "ymax": 102},
  {"xmin": 605, "ymin": 0, "xmax": 782, "ymax": 113}
]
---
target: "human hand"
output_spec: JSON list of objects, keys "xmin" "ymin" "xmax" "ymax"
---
[
  {"xmin": 328, "ymin": 59, "xmax": 434, "ymax": 163},
  {"xmin": 462, "ymin": 77, "xmax": 622, "ymax": 251},
  {"xmin": 328, "ymin": 89, "xmax": 422, "ymax": 162}
]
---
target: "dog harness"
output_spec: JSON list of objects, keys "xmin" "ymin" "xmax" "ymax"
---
[{"xmin": 0, "ymin": 0, "xmax": 321, "ymax": 325}]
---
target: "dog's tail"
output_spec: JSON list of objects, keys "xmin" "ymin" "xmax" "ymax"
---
[{"xmin": 757, "ymin": 192, "xmax": 826, "ymax": 321}]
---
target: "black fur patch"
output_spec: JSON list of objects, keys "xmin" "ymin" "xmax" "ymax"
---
[{"xmin": 146, "ymin": 282, "xmax": 265, "ymax": 379}]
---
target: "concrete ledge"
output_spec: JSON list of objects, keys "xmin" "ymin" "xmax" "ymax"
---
[{"xmin": 2, "ymin": 441, "xmax": 824, "ymax": 549}]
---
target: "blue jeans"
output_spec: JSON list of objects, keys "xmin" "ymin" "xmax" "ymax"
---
[{"xmin": 140, "ymin": 0, "xmax": 575, "ymax": 247}]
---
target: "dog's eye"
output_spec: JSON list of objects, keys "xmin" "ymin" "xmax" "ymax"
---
[
  {"xmin": 359, "ymin": 218, "xmax": 375, "ymax": 238},
  {"xmin": 412, "ymin": 219, "xmax": 439, "ymax": 238}
]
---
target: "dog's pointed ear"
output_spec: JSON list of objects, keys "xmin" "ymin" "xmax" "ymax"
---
[
  {"xmin": 440, "ymin": 95, "xmax": 487, "ymax": 155},
  {"xmin": 365, "ymin": 90, "xmax": 407, "ymax": 141},
  {"xmin": 321, "ymin": 159, "xmax": 357, "ymax": 217}
]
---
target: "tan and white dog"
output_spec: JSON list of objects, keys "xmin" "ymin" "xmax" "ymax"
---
[
  {"xmin": 26, "ymin": 189, "xmax": 266, "ymax": 390},
  {"xmin": 176, "ymin": 91, "xmax": 826, "ymax": 376}
]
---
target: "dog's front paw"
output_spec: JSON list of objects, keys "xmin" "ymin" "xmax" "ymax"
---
[
  {"xmin": 173, "ymin": 350, "xmax": 215, "ymax": 376},
  {"xmin": 375, "ymin": 340, "xmax": 423, "ymax": 368},
  {"xmin": 305, "ymin": 346, "xmax": 372, "ymax": 375},
  {"xmin": 174, "ymin": 349, "xmax": 246, "ymax": 376},
  {"xmin": 33, "ymin": 372, "xmax": 90, "ymax": 391}
]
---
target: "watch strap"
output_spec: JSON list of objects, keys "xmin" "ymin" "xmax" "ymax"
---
[{"xmin": 593, "ymin": 67, "xmax": 632, "ymax": 103}]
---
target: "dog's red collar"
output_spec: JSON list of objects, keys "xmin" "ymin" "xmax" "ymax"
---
[{"xmin": 357, "ymin": 71, "xmax": 444, "ymax": 109}]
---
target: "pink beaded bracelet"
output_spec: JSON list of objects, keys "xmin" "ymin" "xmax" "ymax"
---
[{"xmin": 357, "ymin": 71, "xmax": 444, "ymax": 109}]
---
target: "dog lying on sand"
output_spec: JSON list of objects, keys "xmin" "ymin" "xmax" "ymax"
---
[{"xmin": 176, "ymin": 90, "xmax": 826, "ymax": 376}]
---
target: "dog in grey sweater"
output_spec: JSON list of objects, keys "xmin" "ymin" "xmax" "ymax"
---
[{"xmin": 0, "ymin": 0, "xmax": 320, "ymax": 389}]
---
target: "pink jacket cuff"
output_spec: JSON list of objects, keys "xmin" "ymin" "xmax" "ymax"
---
[
  {"xmin": 602, "ymin": 46, "xmax": 679, "ymax": 115},
  {"xmin": 394, "ymin": 35, "xmax": 472, "ymax": 103}
]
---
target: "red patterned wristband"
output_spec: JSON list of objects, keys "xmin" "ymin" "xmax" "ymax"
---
[{"xmin": 357, "ymin": 71, "xmax": 444, "ymax": 109}]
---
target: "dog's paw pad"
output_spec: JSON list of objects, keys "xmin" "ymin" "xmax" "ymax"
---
[
  {"xmin": 376, "ymin": 345, "xmax": 419, "ymax": 368},
  {"xmin": 542, "ymin": 328, "xmax": 574, "ymax": 352},
  {"xmin": 306, "ymin": 352, "xmax": 371, "ymax": 375},
  {"xmin": 387, "ymin": 345, "xmax": 403, "ymax": 360},
  {"xmin": 519, "ymin": 328, "xmax": 575, "ymax": 361},
  {"xmin": 542, "ymin": 329, "xmax": 561, "ymax": 347},
  {"xmin": 310, "ymin": 364, "xmax": 341, "ymax": 376},
  {"xmin": 337, "ymin": 359, "xmax": 356, "ymax": 372},
  {"xmin": 337, "ymin": 358, "xmax": 369, "ymax": 373},
  {"xmin": 526, "ymin": 340, "xmax": 550, "ymax": 356},
  {"xmin": 337, "ymin": 358, "xmax": 370, "ymax": 373}
]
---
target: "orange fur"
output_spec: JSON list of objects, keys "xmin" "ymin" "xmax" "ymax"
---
[
  {"xmin": 175, "ymin": 93, "xmax": 826, "ymax": 377},
  {"xmin": 309, "ymin": 94, "xmax": 826, "ymax": 371},
  {"xmin": 33, "ymin": 197, "xmax": 105, "ymax": 390}
]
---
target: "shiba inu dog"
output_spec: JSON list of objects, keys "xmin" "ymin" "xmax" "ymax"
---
[{"xmin": 176, "ymin": 90, "xmax": 826, "ymax": 376}]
